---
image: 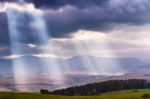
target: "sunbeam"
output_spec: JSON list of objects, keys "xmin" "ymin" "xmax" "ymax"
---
[
  {"xmin": 71, "ymin": 30, "xmax": 124, "ymax": 76},
  {"xmin": 29, "ymin": 12, "xmax": 66, "ymax": 85},
  {"xmin": 5, "ymin": 2, "xmax": 67, "ymax": 91},
  {"xmin": 6, "ymin": 9, "xmax": 29, "ymax": 91}
]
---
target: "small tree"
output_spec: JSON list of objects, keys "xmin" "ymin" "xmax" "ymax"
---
[
  {"xmin": 142, "ymin": 93, "xmax": 150, "ymax": 98},
  {"xmin": 40, "ymin": 89, "xmax": 49, "ymax": 94}
]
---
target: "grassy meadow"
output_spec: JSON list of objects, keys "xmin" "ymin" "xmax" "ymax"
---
[{"xmin": 0, "ymin": 89, "xmax": 150, "ymax": 99}]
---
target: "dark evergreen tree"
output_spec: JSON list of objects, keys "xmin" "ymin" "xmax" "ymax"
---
[{"xmin": 41, "ymin": 79, "xmax": 150, "ymax": 96}]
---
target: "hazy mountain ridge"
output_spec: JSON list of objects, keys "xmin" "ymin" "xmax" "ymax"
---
[
  {"xmin": 0, "ymin": 55, "xmax": 149, "ymax": 92},
  {"xmin": 0, "ymin": 55, "xmax": 147, "ymax": 75}
]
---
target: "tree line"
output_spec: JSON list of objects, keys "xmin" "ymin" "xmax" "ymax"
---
[{"xmin": 41, "ymin": 79, "xmax": 150, "ymax": 96}]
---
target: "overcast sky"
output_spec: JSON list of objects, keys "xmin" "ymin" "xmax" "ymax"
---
[{"xmin": 0, "ymin": 0, "xmax": 150, "ymax": 60}]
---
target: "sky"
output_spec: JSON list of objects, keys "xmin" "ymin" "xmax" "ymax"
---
[{"xmin": 0, "ymin": 0, "xmax": 150, "ymax": 60}]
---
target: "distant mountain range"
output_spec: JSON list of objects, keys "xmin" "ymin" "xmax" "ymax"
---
[
  {"xmin": 0, "ymin": 55, "xmax": 149, "ymax": 92},
  {"xmin": 0, "ymin": 55, "xmax": 147, "ymax": 76},
  {"xmin": 67, "ymin": 56, "xmax": 146, "ymax": 74}
]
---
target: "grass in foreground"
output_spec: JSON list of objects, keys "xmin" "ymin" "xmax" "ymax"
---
[{"xmin": 0, "ymin": 89, "xmax": 150, "ymax": 99}]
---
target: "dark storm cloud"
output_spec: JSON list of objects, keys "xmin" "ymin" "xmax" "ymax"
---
[
  {"xmin": 0, "ymin": 0, "xmax": 14, "ymax": 2},
  {"xmin": 0, "ymin": 0, "xmax": 107, "ymax": 8},
  {"xmin": 0, "ymin": 0, "xmax": 150, "ymax": 43},
  {"xmin": 26, "ymin": 0, "xmax": 107, "ymax": 9},
  {"xmin": 0, "ymin": 10, "xmax": 48, "ymax": 45},
  {"xmin": 0, "ymin": 0, "xmax": 19, "ymax": 3},
  {"xmin": 0, "ymin": 11, "xmax": 35, "ymax": 45},
  {"xmin": 43, "ymin": 0, "xmax": 150, "ymax": 37},
  {"xmin": 0, "ymin": 12, "xmax": 10, "ymax": 44}
]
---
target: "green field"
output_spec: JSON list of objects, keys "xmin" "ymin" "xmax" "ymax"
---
[{"xmin": 0, "ymin": 89, "xmax": 150, "ymax": 99}]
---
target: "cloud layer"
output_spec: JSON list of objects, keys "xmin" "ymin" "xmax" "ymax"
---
[
  {"xmin": 0, "ymin": 0, "xmax": 150, "ymax": 59},
  {"xmin": 0, "ymin": 0, "xmax": 150, "ymax": 40}
]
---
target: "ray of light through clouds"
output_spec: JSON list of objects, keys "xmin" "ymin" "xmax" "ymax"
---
[
  {"xmin": 5, "ymin": 1, "xmax": 67, "ymax": 89},
  {"xmin": 29, "ymin": 10, "xmax": 66, "ymax": 84},
  {"xmin": 0, "ymin": 0, "xmax": 150, "ymax": 91},
  {"xmin": 71, "ymin": 30, "xmax": 124, "ymax": 75},
  {"xmin": 5, "ymin": 2, "xmax": 41, "ymax": 91},
  {"xmin": 36, "ymin": 31, "xmax": 125, "ymax": 76}
]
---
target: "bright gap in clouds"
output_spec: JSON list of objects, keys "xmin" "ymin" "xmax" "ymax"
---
[{"xmin": 68, "ymin": 30, "xmax": 124, "ymax": 75}]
